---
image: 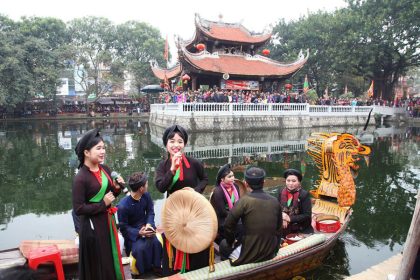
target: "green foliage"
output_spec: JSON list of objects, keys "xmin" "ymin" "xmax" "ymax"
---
[
  {"xmin": 0, "ymin": 16, "xmax": 69, "ymax": 108},
  {"xmin": 114, "ymin": 21, "xmax": 165, "ymax": 93},
  {"xmin": 306, "ymin": 89, "xmax": 318, "ymax": 102},
  {"xmin": 339, "ymin": 92, "xmax": 355, "ymax": 99},
  {"xmin": 68, "ymin": 17, "xmax": 119, "ymax": 102},
  {"xmin": 270, "ymin": 0, "xmax": 420, "ymax": 100}
]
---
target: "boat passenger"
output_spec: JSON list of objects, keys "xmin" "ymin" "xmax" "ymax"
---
[
  {"xmin": 72, "ymin": 128, "xmax": 125, "ymax": 280},
  {"xmin": 117, "ymin": 171, "xmax": 163, "ymax": 277},
  {"xmin": 155, "ymin": 124, "xmax": 209, "ymax": 274},
  {"xmin": 210, "ymin": 163, "xmax": 242, "ymax": 245},
  {"xmin": 279, "ymin": 169, "xmax": 313, "ymax": 236},
  {"xmin": 220, "ymin": 166, "xmax": 282, "ymax": 266}
]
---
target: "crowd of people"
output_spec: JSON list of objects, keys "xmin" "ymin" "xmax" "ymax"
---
[{"xmin": 157, "ymin": 89, "xmax": 420, "ymax": 110}]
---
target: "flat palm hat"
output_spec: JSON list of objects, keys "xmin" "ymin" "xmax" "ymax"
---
[{"xmin": 161, "ymin": 188, "xmax": 217, "ymax": 253}]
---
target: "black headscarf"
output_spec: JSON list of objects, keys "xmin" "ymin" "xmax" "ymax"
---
[
  {"xmin": 216, "ymin": 164, "xmax": 232, "ymax": 184},
  {"xmin": 162, "ymin": 125, "xmax": 188, "ymax": 146},
  {"xmin": 283, "ymin": 169, "xmax": 303, "ymax": 182},
  {"xmin": 74, "ymin": 128, "xmax": 102, "ymax": 169},
  {"xmin": 244, "ymin": 166, "xmax": 266, "ymax": 189}
]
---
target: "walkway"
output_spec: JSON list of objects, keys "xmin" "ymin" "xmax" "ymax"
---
[{"xmin": 345, "ymin": 254, "xmax": 402, "ymax": 280}]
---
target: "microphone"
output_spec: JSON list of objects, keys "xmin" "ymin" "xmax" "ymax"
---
[{"xmin": 111, "ymin": 171, "xmax": 130, "ymax": 196}]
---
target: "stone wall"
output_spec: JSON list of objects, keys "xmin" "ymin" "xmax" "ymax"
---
[{"xmin": 149, "ymin": 113, "xmax": 372, "ymax": 132}]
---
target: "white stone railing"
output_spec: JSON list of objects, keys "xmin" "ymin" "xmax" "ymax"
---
[
  {"xmin": 372, "ymin": 105, "xmax": 407, "ymax": 116},
  {"xmin": 151, "ymin": 103, "xmax": 374, "ymax": 116}
]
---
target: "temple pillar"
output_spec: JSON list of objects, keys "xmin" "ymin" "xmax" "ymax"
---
[{"xmin": 192, "ymin": 76, "xmax": 197, "ymax": 91}]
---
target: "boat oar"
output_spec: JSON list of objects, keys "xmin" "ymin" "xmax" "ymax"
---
[{"xmin": 363, "ymin": 108, "xmax": 373, "ymax": 131}]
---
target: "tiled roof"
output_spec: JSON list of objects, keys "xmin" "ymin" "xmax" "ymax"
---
[
  {"xmin": 150, "ymin": 62, "xmax": 182, "ymax": 80},
  {"xmin": 181, "ymin": 49, "xmax": 308, "ymax": 77},
  {"xmin": 195, "ymin": 15, "xmax": 271, "ymax": 44}
]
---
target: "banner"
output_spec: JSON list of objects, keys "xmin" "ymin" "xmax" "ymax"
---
[
  {"xmin": 367, "ymin": 80, "xmax": 374, "ymax": 98},
  {"xmin": 221, "ymin": 80, "xmax": 259, "ymax": 90}
]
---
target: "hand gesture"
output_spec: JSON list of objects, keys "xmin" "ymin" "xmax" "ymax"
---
[
  {"xmin": 170, "ymin": 152, "xmax": 182, "ymax": 174},
  {"xmin": 139, "ymin": 224, "xmax": 155, "ymax": 238},
  {"xmin": 103, "ymin": 191, "xmax": 115, "ymax": 206},
  {"xmin": 114, "ymin": 176, "xmax": 125, "ymax": 189},
  {"xmin": 282, "ymin": 212, "xmax": 290, "ymax": 229}
]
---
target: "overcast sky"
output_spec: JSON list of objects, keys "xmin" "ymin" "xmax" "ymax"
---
[{"xmin": 2, "ymin": 0, "xmax": 347, "ymax": 63}]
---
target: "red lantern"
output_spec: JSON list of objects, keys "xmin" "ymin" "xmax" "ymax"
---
[
  {"xmin": 182, "ymin": 74, "xmax": 191, "ymax": 81},
  {"xmin": 285, "ymin": 83, "xmax": 292, "ymax": 90},
  {"xmin": 160, "ymin": 82, "xmax": 164, "ymax": 88},
  {"xmin": 262, "ymin": 49, "xmax": 270, "ymax": 56},
  {"xmin": 196, "ymin": 43, "xmax": 205, "ymax": 51}
]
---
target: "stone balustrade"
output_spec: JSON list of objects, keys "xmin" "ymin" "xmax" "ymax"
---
[{"xmin": 149, "ymin": 103, "xmax": 389, "ymax": 131}]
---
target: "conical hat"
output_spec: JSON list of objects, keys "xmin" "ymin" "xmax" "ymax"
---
[{"xmin": 161, "ymin": 188, "xmax": 217, "ymax": 253}]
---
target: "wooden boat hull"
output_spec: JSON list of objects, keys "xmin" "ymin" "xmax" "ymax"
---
[{"xmin": 223, "ymin": 228, "xmax": 343, "ymax": 280}]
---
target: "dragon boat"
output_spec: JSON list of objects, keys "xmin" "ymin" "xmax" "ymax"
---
[
  {"xmin": 0, "ymin": 133, "xmax": 371, "ymax": 280},
  {"xmin": 150, "ymin": 132, "xmax": 371, "ymax": 280}
]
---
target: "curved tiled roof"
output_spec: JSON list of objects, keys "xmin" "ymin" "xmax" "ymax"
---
[
  {"xmin": 180, "ymin": 48, "xmax": 309, "ymax": 77},
  {"xmin": 194, "ymin": 15, "xmax": 272, "ymax": 44},
  {"xmin": 150, "ymin": 61, "xmax": 182, "ymax": 80}
]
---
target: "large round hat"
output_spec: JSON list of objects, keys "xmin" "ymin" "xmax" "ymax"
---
[{"xmin": 161, "ymin": 188, "xmax": 217, "ymax": 253}]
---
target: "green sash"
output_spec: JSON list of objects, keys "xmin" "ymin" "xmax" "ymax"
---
[
  {"xmin": 89, "ymin": 171, "xmax": 108, "ymax": 202},
  {"xmin": 169, "ymin": 168, "xmax": 181, "ymax": 191}
]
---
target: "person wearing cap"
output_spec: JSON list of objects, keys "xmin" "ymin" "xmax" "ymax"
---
[
  {"xmin": 279, "ymin": 169, "xmax": 313, "ymax": 236},
  {"xmin": 117, "ymin": 172, "xmax": 163, "ymax": 277},
  {"xmin": 220, "ymin": 167, "xmax": 282, "ymax": 266},
  {"xmin": 154, "ymin": 124, "xmax": 209, "ymax": 273},
  {"xmin": 72, "ymin": 128, "xmax": 125, "ymax": 280},
  {"xmin": 210, "ymin": 164, "xmax": 242, "ymax": 245}
]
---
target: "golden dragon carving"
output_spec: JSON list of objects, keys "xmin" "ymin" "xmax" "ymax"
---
[{"xmin": 307, "ymin": 132, "xmax": 371, "ymax": 207}]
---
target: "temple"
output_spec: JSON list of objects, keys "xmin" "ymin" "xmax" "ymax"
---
[{"xmin": 150, "ymin": 14, "xmax": 308, "ymax": 92}]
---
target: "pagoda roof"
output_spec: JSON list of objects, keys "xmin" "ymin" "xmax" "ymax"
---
[
  {"xmin": 191, "ymin": 14, "xmax": 272, "ymax": 45},
  {"xmin": 180, "ymin": 47, "xmax": 309, "ymax": 77},
  {"xmin": 150, "ymin": 61, "xmax": 182, "ymax": 80}
]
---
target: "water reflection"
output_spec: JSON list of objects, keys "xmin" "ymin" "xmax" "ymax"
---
[{"xmin": 0, "ymin": 120, "xmax": 418, "ymax": 277}]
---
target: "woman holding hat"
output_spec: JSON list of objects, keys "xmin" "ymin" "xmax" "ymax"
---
[
  {"xmin": 210, "ymin": 163, "xmax": 242, "ymax": 244},
  {"xmin": 278, "ymin": 169, "xmax": 313, "ymax": 236},
  {"xmin": 155, "ymin": 124, "xmax": 209, "ymax": 273},
  {"xmin": 72, "ymin": 128, "xmax": 125, "ymax": 280}
]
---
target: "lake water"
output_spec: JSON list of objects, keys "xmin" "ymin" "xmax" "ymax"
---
[{"xmin": 0, "ymin": 119, "xmax": 418, "ymax": 279}]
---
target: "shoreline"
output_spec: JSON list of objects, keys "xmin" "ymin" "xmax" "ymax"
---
[{"xmin": 0, "ymin": 112, "xmax": 150, "ymax": 122}]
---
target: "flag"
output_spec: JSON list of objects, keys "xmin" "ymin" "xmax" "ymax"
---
[
  {"xmin": 367, "ymin": 80, "xmax": 374, "ymax": 98},
  {"xmin": 163, "ymin": 35, "xmax": 169, "ymax": 62},
  {"xmin": 303, "ymin": 75, "xmax": 309, "ymax": 93}
]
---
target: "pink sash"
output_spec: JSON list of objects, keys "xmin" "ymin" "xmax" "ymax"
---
[{"xmin": 220, "ymin": 182, "xmax": 239, "ymax": 209}]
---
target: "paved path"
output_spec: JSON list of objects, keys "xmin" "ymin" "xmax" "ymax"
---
[{"xmin": 345, "ymin": 254, "xmax": 402, "ymax": 280}]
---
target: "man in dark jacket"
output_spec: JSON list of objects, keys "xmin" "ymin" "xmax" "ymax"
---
[{"xmin": 219, "ymin": 166, "xmax": 282, "ymax": 265}]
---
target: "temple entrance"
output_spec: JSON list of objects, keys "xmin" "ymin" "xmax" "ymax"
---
[{"xmin": 196, "ymin": 75, "xmax": 221, "ymax": 91}]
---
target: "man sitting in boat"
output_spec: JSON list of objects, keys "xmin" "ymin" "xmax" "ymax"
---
[
  {"xmin": 210, "ymin": 163, "xmax": 242, "ymax": 245},
  {"xmin": 279, "ymin": 169, "xmax": 313, "ymax": 236},
  {"xmin": 220, "ymin": 166, "xmax": 282, "ymax": 266},
  {"xmin": 117, "ymin": 172, "xmax": 163, "ymax": 277}
]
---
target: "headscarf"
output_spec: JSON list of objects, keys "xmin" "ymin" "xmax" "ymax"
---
[
  {"xmin": 162, "ymin": 125, "xmax": 188, "ymax": 147},
  {"xmin": 283, "ymin": 169, "xmax": 303, "ymax": 182},
  {"xmin": 216, "ymin": 164, "xmax": 232, "ymax": 184},
  {"xmin": 74, "ymin": 128, "xmax": 102, "ymax": 169},
  {"xmin": 244, "ymin": 166, "xmax": 266, "ymax": 189}
]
